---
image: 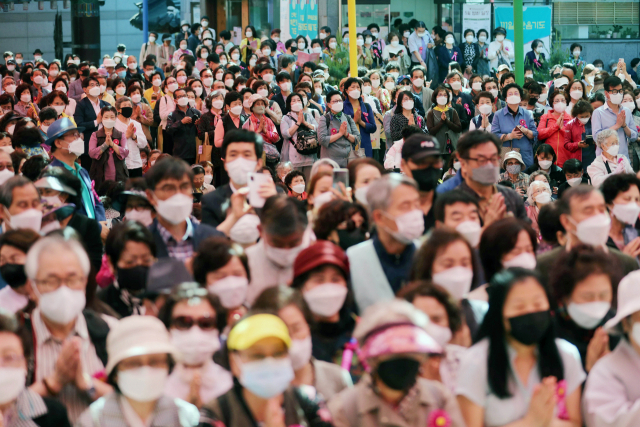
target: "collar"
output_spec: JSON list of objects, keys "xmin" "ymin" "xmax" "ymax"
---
[
  {"xmin": 603, "ymin": 102, "xmax": 619, "ymax": 112},
  {"xmin": 502, "ymin": 105, "xmax": 521, "ymax": 116},
  {"xmin": 157, "ymin": 217, "xmax": 194, "ymax": 243},
  {"xmin": 32, "ymin": 307, "xmax": 88, "ymax": 346},
  {"xmin": 372, "ymin": 233, "xmax": 415, "ymax": 261}
]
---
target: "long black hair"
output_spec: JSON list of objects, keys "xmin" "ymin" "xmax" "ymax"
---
[{"xmin": 476, "ymin": 268, "xmax": 564, "ymax": 398}]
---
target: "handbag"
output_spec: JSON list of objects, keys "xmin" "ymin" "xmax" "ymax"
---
[
  {"xmin": 197, "ymin": 130, "xmax": 212, "ymax": 163},
  {"xmin": 496, "ymin": 51, "xmax": 511, "ymax": 70},
  {"xmin": 248, "ymin": 117, "xmax": 280, "ymax": 162},
  {"xmin": 291, "ymin": 114, "xmax": 319, "ymax": 155}
]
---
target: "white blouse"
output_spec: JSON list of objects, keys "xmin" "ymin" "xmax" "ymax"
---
[{"xmin": 455, "ymin": 338, "xmax": 586, "ymax": 427}]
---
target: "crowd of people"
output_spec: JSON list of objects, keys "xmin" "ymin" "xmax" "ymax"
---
[{"xmin": 1, "ymin": 14, "xmax": 640, "ymax": 427}]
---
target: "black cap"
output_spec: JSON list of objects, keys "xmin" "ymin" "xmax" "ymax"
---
[
  {"xmin": 401, "ymin": 134, "xmax": 441, "ymax": 161},
  {"xmin": 494, "ymin": 27, "xmax": 507, "ymax": 36},
  {"xmin": 162, "ymin": 33, "xmax": 172, "ymax": 41},
  {"xmin": 33, "ymin": 49, "xmax": 43, "ymax": 55}
]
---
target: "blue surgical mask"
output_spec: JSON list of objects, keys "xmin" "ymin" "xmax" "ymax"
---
[
  {"xmin": 118, "ymin": 71, "xmax": 126, "ymax": 79},
  {"xmin": 236, "ymin": 356, "xmax": 294, "ymax": 398}
]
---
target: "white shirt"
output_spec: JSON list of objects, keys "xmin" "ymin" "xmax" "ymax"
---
[
  {"xmin": 114, "ymin": 117, "xmax": 148, "ymax": 170},
  {"xmin": 0, "ymin": 285, "xmax": 28, "ymax": 313},
  {"xmin": 587, "ymin": 154, "xmax": 634, "ymax": 188},
  {"xmin": 89, "ymin": 97, "xmax": 101, "ymax": 126}
]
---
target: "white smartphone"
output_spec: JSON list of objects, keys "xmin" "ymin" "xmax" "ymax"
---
[
  {"xmin": 333, "ymin": 168, "xmax": 349, "ymax": 190},
  {"xmin": 248, "ymin": 173, "xmax": 271, "ymax": 208}
]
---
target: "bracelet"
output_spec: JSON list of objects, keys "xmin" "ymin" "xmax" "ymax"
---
[{"xmin": 43, "ymin": 376, "xmax": 59, "ymax": 396}]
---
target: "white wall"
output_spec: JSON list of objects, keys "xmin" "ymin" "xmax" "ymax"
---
[{"xmin": 99, "ymin": 0, "xmax": 143, "ymax": 60}]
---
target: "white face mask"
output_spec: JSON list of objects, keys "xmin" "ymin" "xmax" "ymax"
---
[
  {"xmin": 371, "ymin": 79, "xmax": 381, "ymax": 89},
  {"xmin": 226, "ymin": 157, "xmax": 257, "ymax": 185},
  {"xmin": 567, "ymin": 301, "xmax": 610, "ymax": 330},
  {"xmin": 291, "ymin": 183, "xmax": 306, "ymax": 194},
  {"xmin": 450, "ymin": 81, "xmax": 462, "ymax": 91},
  {"xmin": 154, "ymin": 193, "xmax": 193, "ymax": 225},
  {"xmin": 456, "ymin": 221, "xmax": 481, "ymax": 248},
  {"xmin": 436, "ymin": 96, "xmax": 448, "ymax": 106},
  {"xmin": 212, "ymin": 99, "xmax": 224, "ymax": 110},
  {"xmin": 313, "ymin": 191, "xmax": 334, "ymax": 210},
  {"xmin": 478, "ymin": 104, "xmax": 492, "ymax": 115},
  {"xmin": 153, "ymin": 79, "xmax": 162, "ymax": 87},
  {"xmin": 203, "ymin": 77, "xmax": 213, "ymax": 87},
  {"xmin": 231, "ymin": 53, "xmax": 240, "ymax": 61},
  {"xmin": 9, "ymin": 209, "xmax": 43, "ymax": 234},
  {"xmin": 609, "ymin": 93, "xmax": 623, "ymax": 105},
  {"xmin": 402, "ymin": 100, "xmax": 415, "ymax": 110},
  {"xmin": 33, "ymin": 75, "xmax": 44, "ymax": 85},
  {"xmin": 472, "ymin": 82, "xmax": 482, "ymax": 92},
  {"xmin": 115, "ymin": 86, "xmax": 126, "ymax": 96},
  {"xmin": 425, "ymin": 323, "xmax": 452, "ymax": 347},
  {"xmin": 538, "ymin": 93, "xmax": 548, "ymax": 103},
  {"xmin": 570, "ymin": 90, "xmax": 583, "ymax": 100},
  {"xmin": 125, "ymin": 209, "xmax": 153, "ymax": 226},
  {"xmin": 167, "ymin": 82, "xmax": 179, "ymax": 93},
  {"xmin": 612, "ymin": 202, "xmax": 640, "ymax": 225},
  {"xmin": 0, "ymin": 367, "xmax": 26, "ymax": 405},
  {"xmin": 632, "ymin": 323, "xmax": 640, "ymax": 347},
  {"xmin": 506, "ymin": 95, "xmax": 521, "ymax": 105},
  {"xmin": 208, "ymin": 276, "xmax": 249, "ymax": 308},
  {"xmin": 496, "ymin": 35, "xmax": 505, "ymax": 42},
  {"xmin": 362, "ymin": 86, "xmax": 372, "ymax": 95},
  {"xmin": 230, "ymin": 105, "xmax": 243, "ymax": 116},
  {"xmin": 102, "ymin": 118, "xmax": 116, "ymax": 129},
  {"xmin": 535, "ymin": 192, "xmax": 551, "ymax": 204},
  {"xmin": 567, "ymin": 177, "xmax": 582, "ymax": 187},
  {"xmin": 230, "ymin": 213, "xmax": 261, "ymax": 244},
  {"xmin": 445, "ymin": 36, "xmax": 454, "ymax": 45},
  {"xmin": 201, "ymin": 52, "xmax": 209, "ymax": 59},
  {"xmin": 130, "ymin": 93, "xmax": 142, "ymax": 103},
  {"xmin": 356, "ymin": 39, "xmax": 364, "ymax": 46},
  {"xmin": 53, "ymin": 105, "xmax": 65, "ymax": 115},
  {"xmin": 0, "ymin": 168, "xmax": 13, "ymax": 186},
  {"xmin": 289, "ymin": 337, "xmax": 313, "ymax": 370},
  {"xmin": 404, "ymin": 31, "xmax": 411, "ymax": 38},
  {"xmin": 348, "ymin": 89, "xmax": 361, "ymax": 99},
  {"xmin": 38, "ymin": 285, "xmax": 86, "ymax": 325},
  {"xmin": 571, "ymin": 213, "xmax": 611, "ymax": 246},
  {"xmin": 329, "ymin": 42, "xmax": 338, "ymax": 49},
  {"xmin": 258, "ymin": 89, "xmax": 269, "ymax": 98},
  {"xmin": 290, "ymin": 102, "xmax": 303, "ymax": 112},
  {"xmin": 538, "ymin": 160, "xmax": 552, "ymax": 170},
  {"xmin": 383, "ymin": 209, "xmax": 425, "ymax": 244},
  {"xmin": 503, "ymin": 252, "xmax": 537, "ymax": 269},
  {"xmin": 478, "ymin": 35, "xmax": 487, "ymax": 43},
  {"xmin": 384, "ymin": 81, "xmax": 395, "ymax": 91},
  {"xmin": 413, "ymin": 78, "xmax": 424, "ymax": 88},
  {"xmin": 622, "ymin": 101, "xmax": 636, "ymax": 111},
  {"xmin": 20, "ymin": 94, "xmax": 31, "ymax": 103},
  {"xmin": 489, "ymin": 89, "xmax": 500, "ymax": 99},
  {"xmin": 264, "ymin": 241, "xmax": 305, "ymax": 268},
  {"xmin": 177, "ymin": 97, "xmax": 190, "ymax": 107},
  {"xmin": 465, "ymin": 35, "xmax": 474, "ymax": 43},
  {"xmin": 330, "ymin": 102, "xmax": 343, "ymax": 113},
  {"xmin": 117, "ymin": 367, "xmax": 168, "ymax": 402},
  {"xmin": 171, "ymin": 327, "xmax": 220, "ymax": 365},
  {"xmin": 89, "ymin": 86, "xmax": 101, "ymax": 97},
  {"xmin": 177, "ymin": 75, "xmax": 187, "ymax": 85},
  {"xmin": 553, "ymin": 102, "xmax": 566, "ymax": 114},
  {"xmin": 303, "ymin": 284, "xmax": 348, "ymax": 318},
  {"xmin": 5, "ymin": 84, "xmax": 16, "ymax": 94},
  {"xmin": 606, "ymin": 144, "xmax": 620, "ymax": 156},
  {"xmin": 432, "ymin": 266, "xmax": 474, "ymax": 301}
]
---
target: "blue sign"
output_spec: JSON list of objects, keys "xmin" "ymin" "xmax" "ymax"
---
[
  {"xmin": 494, "ymin": 6, "xmax": 552, "ymax": 44},
  {"xmin": 290, "ymin": 0, "xmax": 319, "ymax": 40}
]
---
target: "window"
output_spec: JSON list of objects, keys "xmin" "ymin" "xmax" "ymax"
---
[{"xmin": 553, "ymin": 1, "xmax": 639, "ymax": 39}]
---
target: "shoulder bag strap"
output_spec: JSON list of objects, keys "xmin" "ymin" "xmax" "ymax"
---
[{"xmin": 604, "ymin": 160, "xmax": 612, "ymax": 174}]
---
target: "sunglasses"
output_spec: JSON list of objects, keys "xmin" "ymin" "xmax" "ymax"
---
[{"xmin": 172, "ymin": 315, "xmax": 217, "ymax": 331}]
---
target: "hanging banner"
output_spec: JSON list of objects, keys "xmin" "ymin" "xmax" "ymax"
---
[
  {"xmin": 289, "ymin": 0, "xmax": 319, "ymax": 42},
  {"xmin": 462, "ymin": 4, "xmax": 492, "ymax": 41},
  {"xmin": 494, "ymin": 6, "xmax": 552, "ymax": 56},
  {"xmin": 280, "ymin": 0, "xmax": 291, "ymax": 41}
]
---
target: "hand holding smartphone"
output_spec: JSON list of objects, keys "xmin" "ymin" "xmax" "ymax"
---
[{"xmin": 247, "ymin": 173, "xmax": 271, "ymax": 208}]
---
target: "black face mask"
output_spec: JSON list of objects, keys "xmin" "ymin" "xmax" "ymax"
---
[
  {"xmin": 337, "ymin": 228, "xmax": 366, "ymax": 250},
  {"xmin": 117, "ymin": 265, "xmax": 149, "ymax": 292},
  {"xmin": 508, "ymin": 310, "xmax": 551, "ymax": 345},
  {"xmin": 528, "ymin": 97, "xmax": 538, "ymax": 106},
  {"xmin": 376, "ymin": 357, "xmax": 421, "ymax": 391},
  {"xmin": 81, "ymin": 68, "xmax": 90, "ymax": 77},
  {"xmin": 411, "ymin": 167, "xmax": 440, "ymax": 192},
  {"xmin": 120, "ymin": 107, "xmax": 133, "ymax": 118},
  {"xmin": 23, "ymin": 74, "xmax": 32, "ymax": 85},
  {"xmin": 0, "ymin": 263, "xmax": 27, "ymax": 289},
  {"xmin": 290, "ymin": 46, "xmax": 298, "ymax": 54}
]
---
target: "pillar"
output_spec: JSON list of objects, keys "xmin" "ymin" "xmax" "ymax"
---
[{"xmin": 71, "ymin": 0, "xmax": 101, "ymax": 63}]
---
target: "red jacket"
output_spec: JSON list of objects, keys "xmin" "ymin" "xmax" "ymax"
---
[
  {"xmin": 563, "ymin": 118, "xmax": 585, "ymax": 164},
  {"xmin": 538, "ymin": 110, "xmax": 572, "ymax": 166}
]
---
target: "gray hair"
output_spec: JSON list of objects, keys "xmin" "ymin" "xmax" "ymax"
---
[
  {"xmin": 25, "ymin": 235, "xmax": 91, "ymax": 280},
  {"xmin": 529, "ymin": 170, "xmax": 550, "ymax": 184},
  {"xmin": 527, "ymin": 180, "xmax": 551, "ymax": 205},
  {"xmin": 115, "ymin": 96, "xmax": 132, "ymax": 109},
  {"xmin": 0, "ymin": 176, "xmax": 35, "ymax": 208},
  {"xmin": 366, "ymin": 173, "xmax": 418, "ymax": 213},
  {"xmin": 596, "ymin": 129, "xmax": 618, "ymax": 149},
  {"xmin": 275, "ymin": 161, "xmax": 293, "ymax": 173},
  {"xmin": 310, "ymin": 159, "xmax": 339, "ymax": 180}
]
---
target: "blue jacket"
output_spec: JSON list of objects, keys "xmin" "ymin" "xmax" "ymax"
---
[
  {"xmin": 491, "ymin": 105, "xmax": 538, "ymax": 168},
  {"xmin": 435, "ymin": 45, "xmax": 463, "ymax": 78},
  {"xmin": 50, "ymin": 158, "xmax": 106, "ymax": 221},
  {"xmin": 524, "ymin": 51, "xmax": 545, "ymax": 69},
  {"xmin": 343, "ymin": 97, "xmax": 377, "ymax": 158},
  {"xmin": 436, "ymin": 172, "xmax": 463, "ymax": 194}
]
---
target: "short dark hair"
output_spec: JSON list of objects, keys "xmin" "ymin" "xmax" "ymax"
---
[
  {"xmin": 21, "ymin": 155, "xmax": 49, "ymax": 182},
  {"xmin": 601, "ymin": 173, "xmax": 640, "ymax": 205},
  {"xmin": 571, "ymin": 99, "xmax": 593, "ymax": 117},
  {"xmin": 501, "ymin": 82, "xmax": 523, "ymax": 100},
  {"xmin": 325, "ymin": 89, "xmax": 342, "ymax": 104},
  {"xmin": 105, "ymin": 221, "xmax": 156, "ymax": 265},
  {"xmin": 479, "ymin": 218, "xmax": 538, "ymax": 282},
  {"xmin": 81, "ymin": 76, "xmax": 99, "ymax": 89},
  {"xmin": 259, "ymin": 194, "xmax": 308, "ymax": 237},
  {"xmin": 397, "ymin": 280, "xmax": 463, "ymax": 334},
  {"xmin": 145, "ymin": 157, "xmax": 194, "ymax": 190},
  {"xmin": 433, "ymin": 189, "xmax": 479, "ymax": 222},
  {"xmin": 410, "ymin": 66, "xmax": 426, "ymax": 79},
  {"xmin": 276, "ymin": 71, "xmax": 292, "ymax": 83},
  {"xmin": 549, "ymin": 89, "xmax": 568, "ymax": 105},
  {"xmin": 604, "ymin": 76, "xmax": 623, "ymax": 91},
  {"xmin": 562, "ymin": 158, "xmax": 582, "ymax": 174},
  {"xmin": 456, "ymin": 130, "xmax": 501, "ymax": 160},
  {"xmin": 557, "ymin": 185, "xmax": 599, "ymax": 217},
  {"xmin": 534, "ymin": 143, "xmax": 557, "ymax": 166},
  {"xmin": 401, "ymin": 125, "xmax": 424, "ymax": 140},
  {"xmin": 499, "ymin": 72, "xmax": 515, "ymax": 87},
  {"xmin": 549, "ymin": 245, "xmax": 620, "ymax": 306},
  {"xmin": 223, "ymin": 90, "xmax": 242, "ymax": 107},
  {"xmin": 474, "ymin": 90, "xmax": 494, "ymax": 104},
  {"xmin": 221, "ymin": 129, "xmax": 264, "ymax": 160},
  {"xmin": 157, "ymin": 282, "xmax": 227, "ymax": 334},
  {"xmin": 320, "ymin": 26, "xmax": 331, "ymax": 33},
  {"xmin": 220, "ymin": 30, "xmax": 231, "ymax": 40},
  {"xmin": 193, "ymin": 237, "xmax": 250, "ymax": 284},
  {"xmin": 537, "ymin": 203, "xmax": 564, "ymax": 246}
]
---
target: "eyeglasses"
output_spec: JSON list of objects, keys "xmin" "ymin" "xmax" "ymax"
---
[
  {"xmin": 35, "ymin": 275, "xmax": 86, "ymax": 292},
  {"xmin": 465, "ymin": 155, "xmax": 501, "ymax": 165},
  {"xmin": 172, "ymin": 315, "xmax": 217, "ymax": 331},
  {"xmin": 607, "ymin": 89, "xmax": 623, "ymax": 95},
  {"xmin": 0, "ymin": 162, "xmax": 14, "ymax": 171},
  {"xmin": 0, "ymin": 353, "xmax": 24, "ymax": 367}
]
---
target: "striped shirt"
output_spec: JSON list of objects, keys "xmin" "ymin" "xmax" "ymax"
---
[{"xmin": 32, "ymin": 308, "xmax": 105, "ymax": 423}]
